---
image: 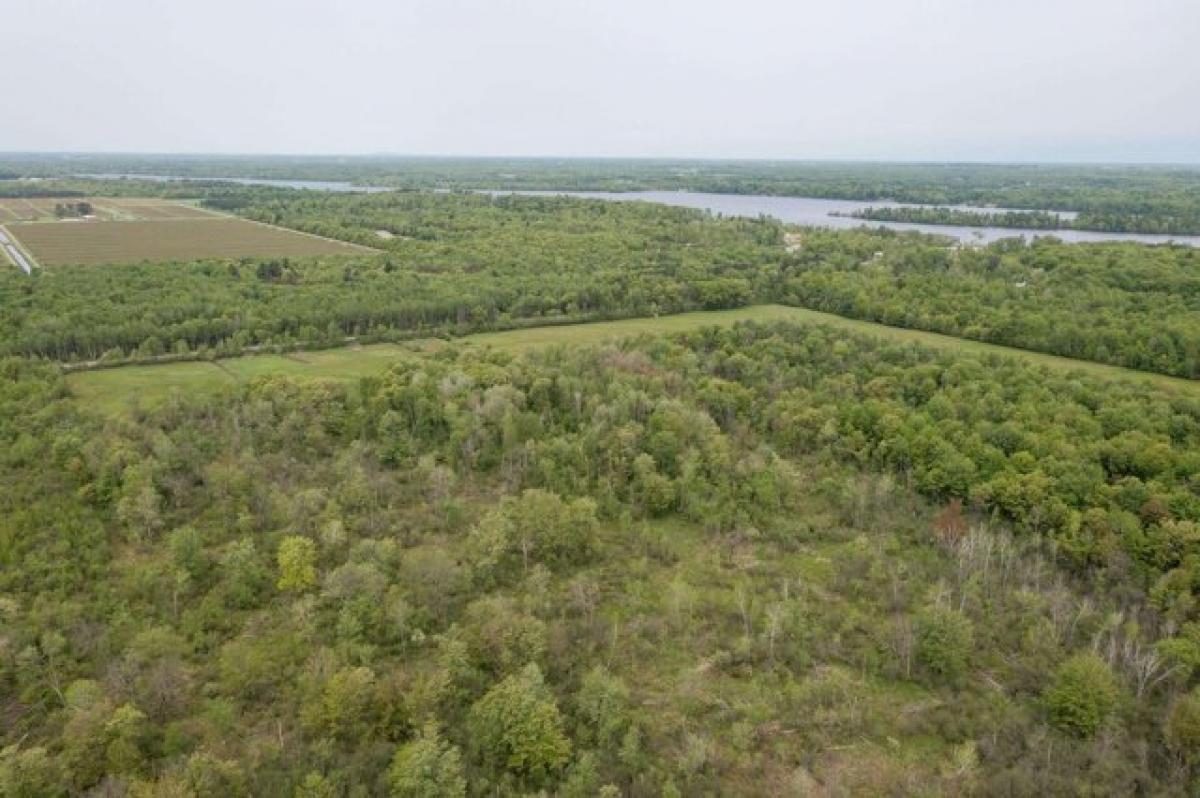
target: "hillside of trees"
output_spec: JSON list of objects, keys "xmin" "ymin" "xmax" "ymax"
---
[{"xmin": 5, "ymin": 321, "xmax": 1200, "ymax": 794}]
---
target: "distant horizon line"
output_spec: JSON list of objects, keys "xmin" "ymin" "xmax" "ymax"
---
[{"xmin": 1, "ymin": 151, "xmax": 1199, "ymax": 168}]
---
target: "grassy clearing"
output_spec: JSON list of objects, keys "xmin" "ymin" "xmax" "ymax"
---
[
  {"xmin": 68, "ymin": 345, "xmax": 431, "ymax": 415},
  {"xmin": 462, "ymin": 306, "xmax": 809, "ymax": 349},
  {"xmin": 467, "ymin": 306, "xmax": 1200, "ymax": 392},
  {"xmin": 67, "ymin": 304, "xmax": 1200, "ymax": 416},
  {"xmin": 6, "ymin": 217, "xmax": 366, "ymax": 266}
]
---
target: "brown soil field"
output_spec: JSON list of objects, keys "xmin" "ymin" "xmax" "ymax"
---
[
  {"xmin": 0, "ymin": 197, "xmax": 81, "ymax": 220},
  {"xmin": 0, "ymin": 197, "xmax": 220, "ymax": 222},
  {"xmin": 6, "ymin": 217, "xmax": 368, "ymax": 266},
  {"xmin": 100, "ymin": 198, "xmax": 220, "ymax": 219},
  {"xmin": 16, "ymin": 198, "xmax": 44, "ymax": 217}
]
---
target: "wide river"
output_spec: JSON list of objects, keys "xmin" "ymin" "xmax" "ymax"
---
[
  {"xmin": 497, "ymin": 190, "xmax": 1200, "ymax": 247},
  {"xmin": 78, "ymin": 173, "xmax": 394, "ymax": 193},
  {"xmin": 76, "ymin": 175, "xmax": 1200, "ymax": 246}
]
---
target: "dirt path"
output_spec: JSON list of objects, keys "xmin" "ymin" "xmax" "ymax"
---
[{"xmin": 0, "ymin": 226, "xmax": 34, "ymax": 273}]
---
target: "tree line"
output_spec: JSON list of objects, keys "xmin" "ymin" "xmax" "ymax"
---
[{"xmin": 848, "ymin": 205, "xmax": 1200, "ymax": 236}]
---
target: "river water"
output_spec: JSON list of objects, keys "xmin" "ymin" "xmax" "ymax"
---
[
  {"xmin": 71, "ymin": 175, "xmax": 1200, "ymax": 246},
  {"xmin": 76, "ymin": 173, "xmax": 394, "ymax": 193},
  {"xmin": 494, "ymin": 190, "xmax": 1200, "ymax": 247}
]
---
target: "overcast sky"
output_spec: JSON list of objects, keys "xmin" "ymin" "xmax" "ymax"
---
[{"xmin": 5, "ymin": 0, "xmax": 1198, "ymax": 161}]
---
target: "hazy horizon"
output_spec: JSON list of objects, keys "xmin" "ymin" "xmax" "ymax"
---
[
  {"xmin": 5, "ymin": 151, "xmax": 1200, "ymax": 167},
  {"xmin": 6, "ymin": 0, "xmax": 1199, "ymax": 162}
]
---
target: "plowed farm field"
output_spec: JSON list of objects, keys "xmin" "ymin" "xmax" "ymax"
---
[
  {"xmin": 0, "ymin": 196, "xmax": 220, "ymax": 222},
  {"xmin": 0, "ymin": 198, "xmax": 372, "ymax": 266},
  {"xmin": 6, "ymin": 218, "xmax": 369, "ymax": 266}
]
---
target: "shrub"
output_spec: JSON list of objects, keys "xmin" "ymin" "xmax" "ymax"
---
[
  {"xmin": 467, "ymin": 663, "xmax": 571, "ymax": 788},
  {"xmin": 1044, "ymin": 653, "xmax": 1120, "ymax": 737},
  {"xmin": 915, "ymin": 606, "xmax": 974, "ymax": 678},
  {"xmin": 1165, "ymin": 688, "xmax": 1200, "ymax": 758},
  {"xmin": 388, "ymin": 723, "xmax": 466, "ymax": 798}
]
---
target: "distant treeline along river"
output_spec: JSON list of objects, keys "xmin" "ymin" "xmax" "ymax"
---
[{"xmin": 82, "ymin": 174, "xmax": 1200, "ymax": 246}]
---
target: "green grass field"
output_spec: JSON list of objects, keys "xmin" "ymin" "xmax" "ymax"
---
[{"xmin": 68, "ymin": 304, "xmax": 1200, "ymax": 415}]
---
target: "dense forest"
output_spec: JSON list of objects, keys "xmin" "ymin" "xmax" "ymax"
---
[
  {"xmin": 778, "ymin": 233, "xmax": 1200, "ymax": 378},
  {"xmin": 5, "ymin": 156, "xmax": 1200, "ymax": 234},
  {"xmin": 4, "ymin": 191, "xmax": 1198, "ymax": 379},
  {"xmin": 5, "ymin": 322, "xmax": 1200, "ymax": 794}
]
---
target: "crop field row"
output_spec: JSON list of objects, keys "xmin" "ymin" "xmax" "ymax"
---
[
  {"xmin": 0, "ymin": 196, "xmax": 224, "ymax": 222},
  {"xmin": 67, "ymin": 304, "xmax": 1200, "ymax": 416},
  {"xmin": 97, "ymin": 198, "xmax": 219, "ymax": 219},
  {"xmin": 4, "ymin": 216, "xmax": 370, "ymax": 266},
  {"xmin": 0, "ymin": 197, "xmax": 46, "ymax": 222}
]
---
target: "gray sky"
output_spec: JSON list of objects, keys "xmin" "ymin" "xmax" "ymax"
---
[{"xmin": 6, "ymin": 0, "xmax": 1199, "ymax": 161}]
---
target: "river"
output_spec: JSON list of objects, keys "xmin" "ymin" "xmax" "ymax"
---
[
  {"xmin": 493, "ymin": 190, "xmax": 1200, "ymax": 247},
  {"xmin": 72, "ymin": 175, "xmax": 1200, "ymax": 246},
  {"xmin": 76, "ymin": 173, "xmax": 394, "ymax": 193}
]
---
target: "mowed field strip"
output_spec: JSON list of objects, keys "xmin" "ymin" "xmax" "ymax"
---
[
  {"xmin": 0, "ymin": 197, "xmax": 375, "ymax": 266},
  {"xmin": 68, "ymin": 304, "xmax": 1200, "ymax": 415}
]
